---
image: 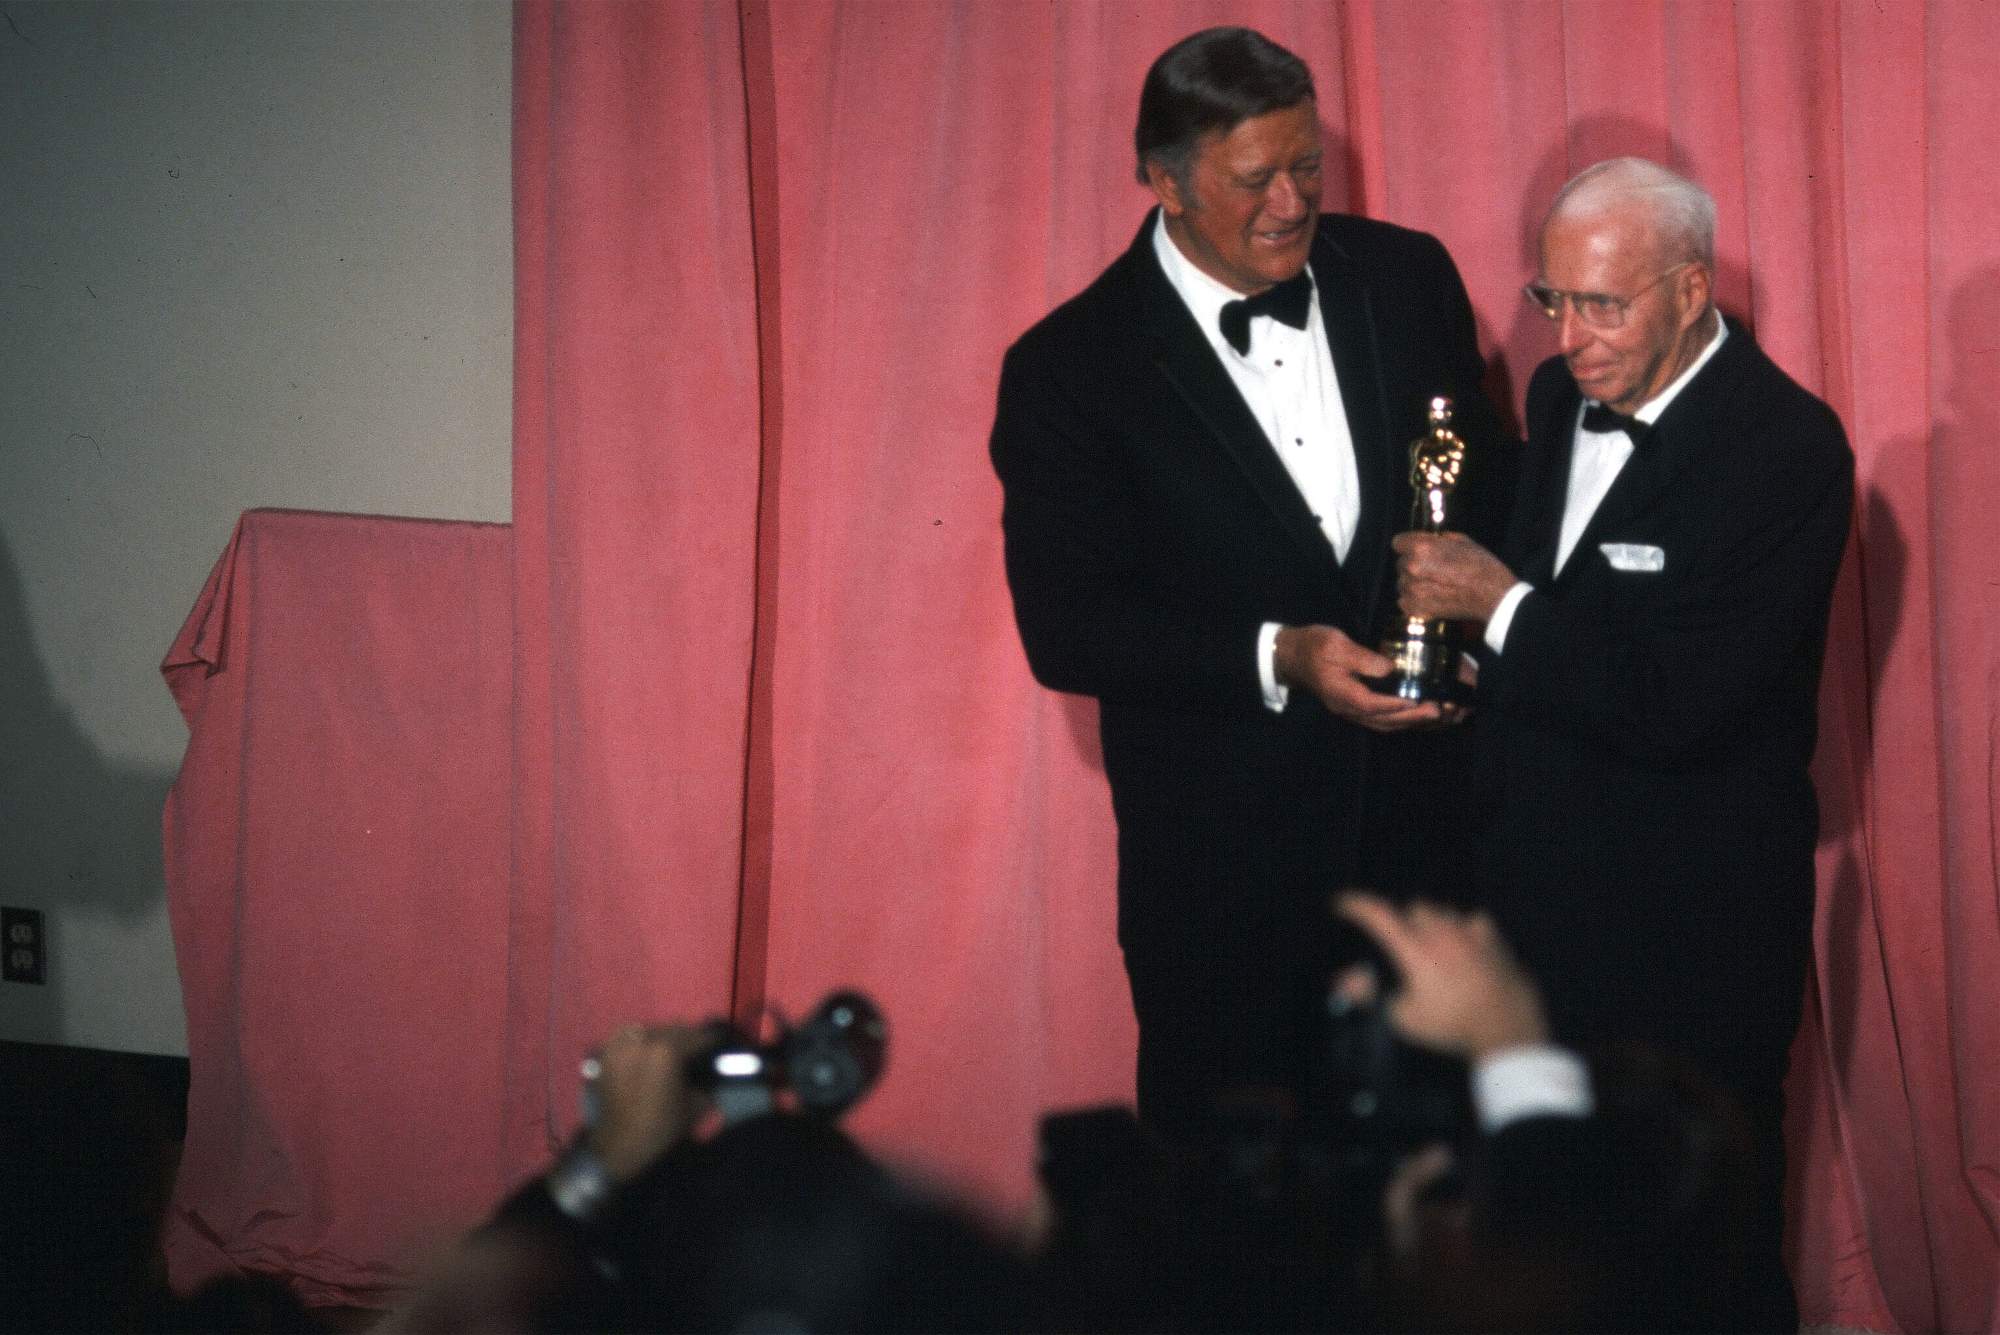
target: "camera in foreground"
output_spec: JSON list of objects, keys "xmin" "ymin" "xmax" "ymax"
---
[{"xmin": 686, "ymin": 990, "xmax": 888, "ymax": 1124}]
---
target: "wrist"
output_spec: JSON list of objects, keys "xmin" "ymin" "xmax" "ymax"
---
[
  {"xmin": 1478, "ymin": 570, "xmax": 1516, "ymax": 623},
  {"xmin": 1466, "ymin": 1005, "xmax": 1548, "ymax": 1061},
  {"xmin": 1272, "ymin": 625, "xmax": 1301, "ymax": 687},
  {"xmin": 545, "ymin": 1138, "xmax": 615, "ymax": 1222}
]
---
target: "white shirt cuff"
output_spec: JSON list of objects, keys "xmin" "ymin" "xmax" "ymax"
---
[
  {"xmin": 1483, "ymin": 581, "xmax": 1534, "ymax": 654},
  {"xmin": 1259, "ymin": 622, "xmax": 1289, "ymax": 712},
  {"xmin": 1471, "ymin": 1044, "xmax": 1593, "ymax": 1133}
]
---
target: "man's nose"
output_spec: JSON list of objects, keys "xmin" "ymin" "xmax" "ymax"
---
[
  {"xmin": 1265, "ymin": 172, "xmax": 1307, "ymax": 220},
  {"xmin": 1557, "ymin": 302, "xmax": 1593, "ymax": 356}
]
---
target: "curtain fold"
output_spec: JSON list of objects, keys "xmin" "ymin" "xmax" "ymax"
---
[
  {"xmin": 510, "ymin": 2, "xmax": 2000, "ymax": 1327},
  {"xmin": 507, "ymin": 0, "xmax": 766, "ymax": 1177}
]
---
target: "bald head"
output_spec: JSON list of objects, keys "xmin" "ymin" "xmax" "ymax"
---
[
  {"xmin": 1546, "ymin": 157, "xmax": 1716, "ymax": 271},
  {"xmin": 1534, "ymin": 158, "xmax": 1720, "ymax": 414}
]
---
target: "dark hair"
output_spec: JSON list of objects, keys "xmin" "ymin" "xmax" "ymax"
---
[
  {"xmin": 1134, "ymin": 28, "xmax": 1315, "ymax": 187},
  {"xmin": 615, "ymin": 1114, "xmax": 1031, "ymax": 1332}
]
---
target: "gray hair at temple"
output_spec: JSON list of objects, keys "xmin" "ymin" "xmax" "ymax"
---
[{"xmin": 1547, "ymin": 157, "xmax": 1718, "ymax": 270}]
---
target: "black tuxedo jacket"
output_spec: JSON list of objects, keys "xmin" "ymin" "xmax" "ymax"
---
[
  {"xmin": 991, "ymin": 211, "xmax": 1508, "ymax": 965},
  {"xmin": 1474, "ymin": 318, "xmax": 1853, "ymax": 1075}
]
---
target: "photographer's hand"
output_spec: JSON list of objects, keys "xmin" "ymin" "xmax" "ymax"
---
[
  {"xmin": 586, "ymin": 1023, "xmax": 713, "ymax": 1183},
  {"xmin": 1334, "ymin": 892, "xmax": 1548, "ymax": 1062}
]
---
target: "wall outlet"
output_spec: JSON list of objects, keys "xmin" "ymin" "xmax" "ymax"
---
[{"xmin": 4, "ymin": 907, "xmax": 47, "ymax": 984}]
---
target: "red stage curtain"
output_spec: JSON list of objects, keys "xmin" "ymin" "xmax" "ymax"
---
[
  {"xmin": 510, "ymin": 3, "xmax": 2000, "ymax": 1328},
  {"xmin": 506, "ymin": 0, "xmax": 766, "ymax": 1182}
]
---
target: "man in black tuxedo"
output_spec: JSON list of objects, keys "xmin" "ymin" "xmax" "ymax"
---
[
  {"xmin": 990, "ymin": 27, "xmax": 1506, "ymax": 1140},
  {"xmin": 1395, "ymin": 156, "xmax": 1854, "ymax": 1323}
]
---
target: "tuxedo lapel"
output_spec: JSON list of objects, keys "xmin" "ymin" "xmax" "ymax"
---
[
  {"xmin": 1559, "ymin": 322, "xmax": 1748, "ymax": 579},
  {"xmin": 1560, "ymin": 433, "xmax": 1691, "ymax": 581},
  {"xmin": 1124, "ymin": 222, "xmax": 1345, "ymax": 585},
  {"xmin": 1514, "ymin": 379, "xmax": 1579, "ymax": 584},
  {"xmin": 1310, "ymin": 236, "xmax": 1397, "ymax": 622}
]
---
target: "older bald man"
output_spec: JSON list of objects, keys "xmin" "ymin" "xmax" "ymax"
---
[{"xmin": 1395, "ymin": 157, "xmax": 1853, "ymax": 1327}]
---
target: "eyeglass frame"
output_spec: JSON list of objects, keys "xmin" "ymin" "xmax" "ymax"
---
[{"xmin": 1522, "ymin": 261, "xmax": 1695, "ymax": 332}]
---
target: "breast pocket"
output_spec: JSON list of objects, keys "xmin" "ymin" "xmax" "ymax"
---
[{"xmin": 1597, "ymin": 542, "xmax": 1666, "ymax": 573}]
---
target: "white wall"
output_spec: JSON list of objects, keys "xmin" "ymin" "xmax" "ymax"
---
[{"xmin": 0, "ymin": 0, "xmax": 513, "ymax": 1053}]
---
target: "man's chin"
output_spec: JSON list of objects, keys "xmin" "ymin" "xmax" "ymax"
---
[
  {"xmin": 1260, "ymin": 231, "xmax": 1311, "ymax": 265},
  {"xmin": 1253, "ymin": 246, "xmax": 1312, "ymax": 286},
  {"xmin": 1569, "ymin": 369, "xmax": 1626, "ymax": 404}
]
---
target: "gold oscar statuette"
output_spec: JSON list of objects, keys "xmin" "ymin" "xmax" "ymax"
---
[{"xmin": 1369, "ymin": 396, "xmax": 1471, "ymax": 704}]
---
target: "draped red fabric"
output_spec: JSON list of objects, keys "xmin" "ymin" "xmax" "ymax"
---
[
  {"xmin": 511, "ymin": 2, "xmax": 2000, "ymax": 1327},
  {"xmin": 161, "ymin": 511, "xmax": 513, "ymax": 1306}
]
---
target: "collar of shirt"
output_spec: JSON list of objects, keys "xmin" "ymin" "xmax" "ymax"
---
[{"xmin": 1151, "ymin": 209, "xmax": 1318, "ymax": 361}]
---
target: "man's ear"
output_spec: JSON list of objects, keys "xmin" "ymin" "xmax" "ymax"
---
[
  {"xmin": 1676, "ymin": 262, "xmax": 1714, "ymax": 333},
  {"xmin": 1145, "ymin": 160, "xmax": 1190, "ymax": 218}
]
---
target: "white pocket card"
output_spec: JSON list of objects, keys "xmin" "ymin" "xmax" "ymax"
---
[{"xmin": 1599, "ymin": 543, "xmax": 1666, "ymax": 573}]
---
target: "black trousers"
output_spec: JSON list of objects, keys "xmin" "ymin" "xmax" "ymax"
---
[{"xmin": 1123, "ymin": 941, "xmax": 1330, "ymax": 1143}]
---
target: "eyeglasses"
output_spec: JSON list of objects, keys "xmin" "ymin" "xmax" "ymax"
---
[{"xmin": 1523, "ymin": 262, "xmax": 1692, "ymax": 331}]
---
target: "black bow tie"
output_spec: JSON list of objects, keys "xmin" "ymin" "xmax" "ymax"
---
[
  {"xmin": 1219, "ymin": 272, "xmax": 1312, "ymax": 355},
  {"xmin": 1580, "ymin": 402, "xmax": 1650, "ymax": 446}
]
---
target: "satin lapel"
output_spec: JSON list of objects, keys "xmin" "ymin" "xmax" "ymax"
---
[
  {"xmin": 1132, "ymin": 237, "xmax": 1341, "ymax": 580},
  {"xmin": 1514, "ymin": 379, "xmax": 1580, "ymax": 584},
  {"xmin": 1560, "ymin": 326, "xmax": 1747, "ymax": 581},
  {"xmin": 1311, "ymin": 238, "xmax": 1397, "ymax": 624}
]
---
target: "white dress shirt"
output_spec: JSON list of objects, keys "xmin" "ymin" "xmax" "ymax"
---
[
  {"xmin": 1485, "ymin": 317, "xmax": 1727, "ymax": 652},
  {"xmin": 1149, "ymin": 214, "xmax": 1359, "ymax": 710}
]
